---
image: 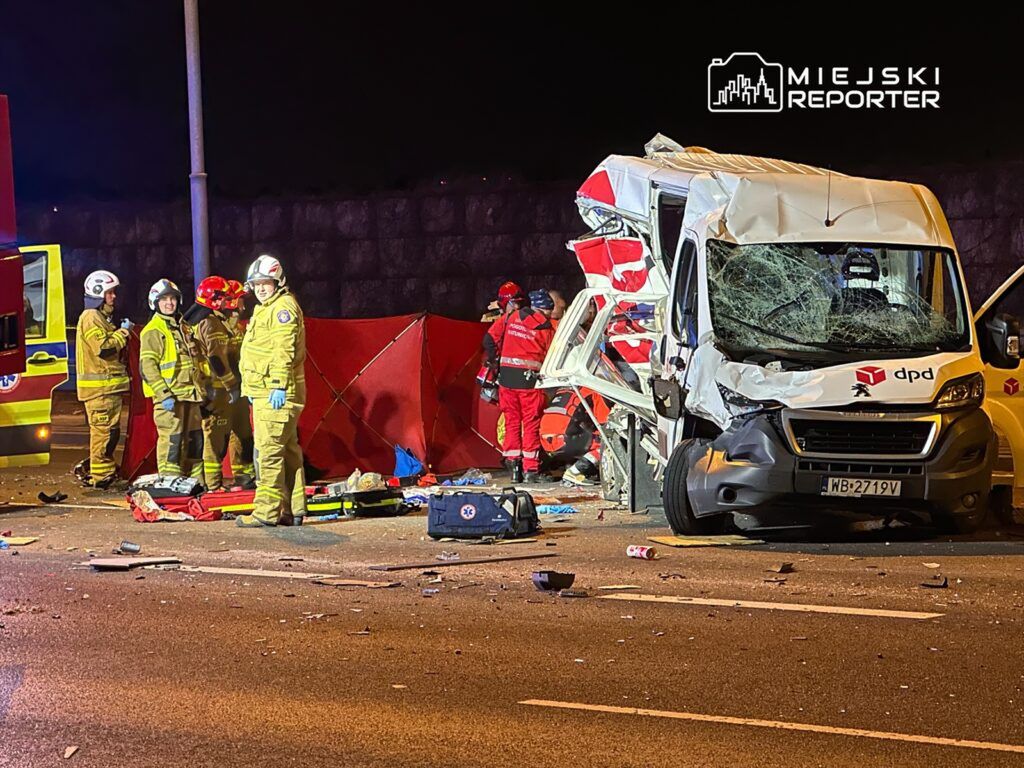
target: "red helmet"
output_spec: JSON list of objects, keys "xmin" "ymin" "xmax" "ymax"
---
[
  {"xmin": 497, "ymin": 281, "xmax": 524, "ymax": 309},
  {"xmin": 223, "ymin": 279, "xmax": 246, "ymax": 311},
  {"xmin": 195, "ymin": 275, "xmax": 230, "ymax": 309}
]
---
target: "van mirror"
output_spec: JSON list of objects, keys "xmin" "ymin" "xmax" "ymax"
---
[
  {"xmin": 652, "ymin": 377, "xmax": 683, "ymax": 420},
  {"xmin": 985, "ymin": 313, "xmax": 1021, "ymax": 369}
]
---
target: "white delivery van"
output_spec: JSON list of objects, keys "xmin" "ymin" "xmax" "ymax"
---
[{"xmin": 541, "ymin": 136, "xmax": 1021, "ymax": 535}]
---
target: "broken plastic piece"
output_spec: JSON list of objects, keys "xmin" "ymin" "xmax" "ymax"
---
[
  {"xmin": 532, "ymin": 570, "xmax": 575, "ymax": 591},
  {"xmin": 38, "ymin": 490, "xmax": 68, "ymax": 504}
]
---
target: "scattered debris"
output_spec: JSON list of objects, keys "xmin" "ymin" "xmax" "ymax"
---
[
  {"xmin": 391, "ymin": 684, "xmax": 408, "ymax": 689},
  {"xmin": 422, "ymin": 588, "xmax": 441, "ymax": 596},
  {"xmin": 763, "ymin": 577, "xmax": 787, "ymax": 585},
  {"xmin": 63, "ymin": 746, "xmax": 79, "ymax": 760},
  {"xmin": 348, "ymin": 627, "xmax": 372, "ymax": 636},
  {"xmin": 370, "ymin": 551, "xmax": 556, "ymax": 572},
  {"xmin": 313, "ymin": 578, "xmax": 401, "ymax": 589},
  {"xmin": 559, "ymin": 589, "xmax": 588, "ymax": 598},
  {"xmin": 920, "ymin": 575, "xmax": 949, "ymax": 589},
  {"xmin": 648, "ymin": 534, "xmax": 763, "ymax": 548},
  {"xmin": 536, "ymin": 504, "xmax": 577, "ymax": 516},
  {"xmin": 596, "ymin": 510, "xmax": 605, "ymax": 521},
  {"xmin": 84, "ymin": 557, "xmax": 181, "ymax": 571},
  {"xmin": 113, "ymin": 540, "xmax": 141, "ymax": 555},
  {"xmin": 532, "ymin": 570, "xmax": 575, "ymax": 591},
  {"xmin": 626, "ymin": 545, "xmax": 656, "ymax": 560},
  {"xmin": 767, "ymin": 562, "xmax": 795, "ymax": 574},
  {"xmin": 597, "ymin": 585, "xmax": 641, "ymax": 591},
  {"xmin": 437, "ymin": 551, "xmax": 461, "ymax": 562},
  {"xmin": 922, "ymin": 562, "xmax": 941, "ymax": 569},
  {"xmin": 38, "ymin": 490, "xmax": 68, "ymax": 504},
  {"xmin": 658, "ymin": 572, "xmax": 685, "ymax": 580},
  {"xmin": 0, "ymin": 536, "xmax": 38, "ymax": 547},
  {"xmin": 279, "ymin": 556, "xmax": 304, "ymax": 562}
]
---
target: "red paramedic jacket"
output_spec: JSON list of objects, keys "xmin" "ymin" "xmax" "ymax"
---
[{"xmin": 484, "ymin": 307, "xmax": 554, "ymax": 390}]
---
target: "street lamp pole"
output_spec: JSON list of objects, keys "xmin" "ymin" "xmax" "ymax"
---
[{"xmin": 183, "ymin": 0, "xmax": 210, "ymax": 290}]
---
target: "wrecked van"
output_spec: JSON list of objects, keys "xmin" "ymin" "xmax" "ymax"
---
[{"xmin": 542, "ymin": 136, "xmax": 1020, "ymax": 534}]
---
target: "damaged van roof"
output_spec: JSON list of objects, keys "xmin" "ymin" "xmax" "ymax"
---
[{"xmin": 578, "ymin": 137, "xmax": 955, "ymax": 250}]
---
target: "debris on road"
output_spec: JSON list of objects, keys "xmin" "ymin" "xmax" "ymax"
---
[
  {"xmin": 920, "ymin": 575, "xmax": 949, "ymax": 589},
  {"xmin": 279, "ymin": 556, "xmax": 304, "ymax": 562},
  {"xmin": 313, "ymin": 577, "xmax": 401, "ymax": 589},
  {"xmin": 38, "ymin": 490, "xmax": 68, "ymax": 504},
  {"xmin": 597, "ymin": 585, "xmax": 641, "ymax": 591},
  {"xmin": 437, "ymin": 551, "xmax": 461, "ymax": 562},
  {"xmin": 62, "ymin": 746, "xmax": 79, "ymax": 759},
  {"xmin": 767, "ymin": 562, "xmax": 795, "ymax": 574},
  {"xmin": 648, "ymin": 534, "xmax": 763, "ymax": 548},
  {"xmin": 113, "ymin": 540, "xmax": 141, "ymax": 555},
  {"xmin": 0, "ymin": 535, "xmax": 39, "ymax": 547},
  {"xmin": 84, "ymin": 557, "xmax": 181, "ymax": 571},
  {"xmin": 626, "ymin": 545, "xmax": 656, "ymax": 560},
  {"xmin": 370, "ymin": 551, "xmax": 556, "ymax": 571},
  {"xmin": 922, "ymin": 562, "xmax": 941, "ymax": 569},
  {"xmin": 559, "ymin": 589, "xmax": 588, "ymax": 598},
  {"xmin": 658, "ymin": 572, "xmax": 685, "ymax": 580},
  {"xmin": 349, "ymin": 627, "xmax": 371, "ymax": 636},
  {"xmin": 763, "ymin": 577, "xmax": 788, "ymax": 585},
  {"xmin": 536, "ymin": 504, "xmax": 577, "ymax": 515},
  {"xmin": 532, "ymin": 570, "xmax": 575, "ymax": 591}
]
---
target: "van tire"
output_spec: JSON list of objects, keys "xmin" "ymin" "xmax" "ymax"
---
[{"xmin": 663, "ymin": 440, "xmax": 718, "ymax": 535}]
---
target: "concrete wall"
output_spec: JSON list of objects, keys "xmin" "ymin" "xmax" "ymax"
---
[
  {"xmin": 18, "ymin": 181, "xmax": 585, "ymax": 323},
  {"xmin": 17, "ymin": 162, "xmax": 1024, "ymax": 324}
]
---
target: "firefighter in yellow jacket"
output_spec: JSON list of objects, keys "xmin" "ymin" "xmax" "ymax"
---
[
  {"xmin": 235, "ymin": 255, "xmax": 307, "ymax": 527},
  {"xmin": 75, "ymin": 270, "xmax": 131, "ymax": 488},
  {"xmin": 139, "ymin": 279, "xmax": 205, "ymax": 477},
  {"xmin": 187, "ymin": 276, "xmax": 237, "ymax": 490},
  {"xmin": 223, "ymin": 279, "xmax": 255, "ymax": 484}
]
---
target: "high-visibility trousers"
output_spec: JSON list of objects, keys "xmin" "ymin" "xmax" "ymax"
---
[
  {"xmin": 152, "ymin": 400, "xmax": 203, "ymax": 477},
  {"xmin": 84, "ymin": 393, "xmax": 122, "ymax": 484},
  {"xmin": 192, "ymin": 390, "xmax": 231, "ymax": 490},
  {"xmin": 228, "ymin": 396, "xmax": 255, "ymax": 478},
  {"xmin": 252, "ymin": 398, "xmax": 307, "ymax": 524},
  {"xmin": 498, "ymin": 386, "xmax": 546, "ymax": 472}
]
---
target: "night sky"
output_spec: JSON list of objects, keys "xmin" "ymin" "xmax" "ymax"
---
[{"xmin": 1, "ymin": 4, "xmax": 1022, "ymax": 203}]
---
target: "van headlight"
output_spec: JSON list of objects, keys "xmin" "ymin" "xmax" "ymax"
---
[
  {"xmin": 717, "ymin": 383, "xmax": 784, "ymax": 416},
  {"xmin": 935, "ymin": 374, "xmax": 984, "ymax": 410}
]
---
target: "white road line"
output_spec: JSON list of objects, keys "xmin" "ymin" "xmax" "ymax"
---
[
  {"xmin": 598, "ymin": 593, "xmax": 943, "ymax": 620},
  {"xmin": 519, "ymin": 700, "xmax": 1024, "ymax": 755}
]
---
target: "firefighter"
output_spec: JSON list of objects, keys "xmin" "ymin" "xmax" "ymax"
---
[
  {"xmin": 235, "ymin": 255, "xmax": 307, "ymax": 527},
  {"xmin": 493, "ymin": 289, "xmax": 556, "ymax": 483},
  {"xmin": 189, "ymin": 276, "xmax": 237, "ymax": 490},
  {"xmin": 139, "ymin": 279, "xmax": 205, "ymax": 477},
  {"xmin": 481, "ymin": 281, "xmax": 526, "ymax": 478},
  {"xmin": 223, "ymin": 279, "xmax": 255, "ymax": 483},
  {"xmin": 75, "ymin": 270, "xmax": 131, "ymax": 488}
]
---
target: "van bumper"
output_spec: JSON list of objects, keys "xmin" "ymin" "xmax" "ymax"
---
[{"xmin": 684, "ymin": 407, "xmax": 995, "ymax": 521}]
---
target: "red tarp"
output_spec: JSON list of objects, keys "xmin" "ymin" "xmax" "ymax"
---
[{"xmin": 122, "ymin": 313, "xmax": 501, "ymax": 481}]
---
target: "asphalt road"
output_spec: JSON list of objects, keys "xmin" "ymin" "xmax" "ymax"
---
[{"xmin": 3, "ymin": 449, "xmax": 1024, "ymax": 768}]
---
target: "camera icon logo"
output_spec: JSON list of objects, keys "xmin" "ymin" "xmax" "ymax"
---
[{"xmin": 708, "ymin": 52, "xmax": 784, "ymax": 113}]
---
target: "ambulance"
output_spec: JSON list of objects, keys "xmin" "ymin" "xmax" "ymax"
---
[
  {"xmin": 0, "ymin": 95, "xmax": 69, "ymax": 467},
  {"xmin": 542, "ymin": 135, "xmax": 1023, "ymax": 534}
]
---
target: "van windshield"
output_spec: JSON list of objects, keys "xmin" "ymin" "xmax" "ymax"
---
[{"xmin": 706, "ymin": 241, "xmax": 970, "ymax": 357}]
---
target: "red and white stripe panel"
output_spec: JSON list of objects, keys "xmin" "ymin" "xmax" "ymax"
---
[{"xmin": 571, "ymin": 237, "xmax": 656, "ymax": 294}]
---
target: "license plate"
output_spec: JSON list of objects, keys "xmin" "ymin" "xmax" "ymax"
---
[{"xmin": 821, "ymin": 477, "xmax": 902, "ymax": 498}]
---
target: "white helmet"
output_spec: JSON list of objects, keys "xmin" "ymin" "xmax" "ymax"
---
[
  {"xmin": 148, "ymin": 278, "xmax": 182, "ymax": 311},
  {"xmin": 246, "ymin": 254, "xmax": 286, "ymax": 287},
  {"xmin": 84, "ymin": 270, "xmax": 119, "ymax": 299}
]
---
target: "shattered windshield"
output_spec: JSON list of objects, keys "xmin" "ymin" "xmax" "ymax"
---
[{"xmin": 706, "ymin": 241, "xmax": 969, "ymax": 356}]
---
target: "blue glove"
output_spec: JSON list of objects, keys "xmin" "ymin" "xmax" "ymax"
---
[
  {"xmin": 160, "ymin": 397, "xmax": 175, "ymax": 411},
  {"xmin": 268, "ymin": 389, "xmax": 286, "ymax": 409},
  {"xmin": 120, "ymin": 318, "xmax": 133, "ymax": 331}
]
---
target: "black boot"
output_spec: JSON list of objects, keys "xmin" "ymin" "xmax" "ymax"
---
[{"xmin": 506, "ymin": 460, "xmax": 524, "ymax": 484}]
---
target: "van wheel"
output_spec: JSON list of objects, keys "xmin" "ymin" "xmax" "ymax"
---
[
  {"xmin": 663, "ymin": 440, "xmax": 719, "ymax": 535},
  {"xmin": 989, "ymin": 485, "xmax": 1016, "ymax": 526},
  {"xmin": 600, "ymin": 447, "xmax": 625, "ymax": 503}
]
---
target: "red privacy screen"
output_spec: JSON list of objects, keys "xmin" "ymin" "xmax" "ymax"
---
[{"xmin": 122, "ymin": 313, "xmax": 501, "ymax": 480}]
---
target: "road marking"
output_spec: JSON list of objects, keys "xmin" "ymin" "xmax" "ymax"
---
[
  {"xmin": 598, "ymin": 593, "xmax": 942, "ymax": 620},
  {"xmin": 519, "ymin": 700, "xmax": 1024, "ymax": 755}
]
